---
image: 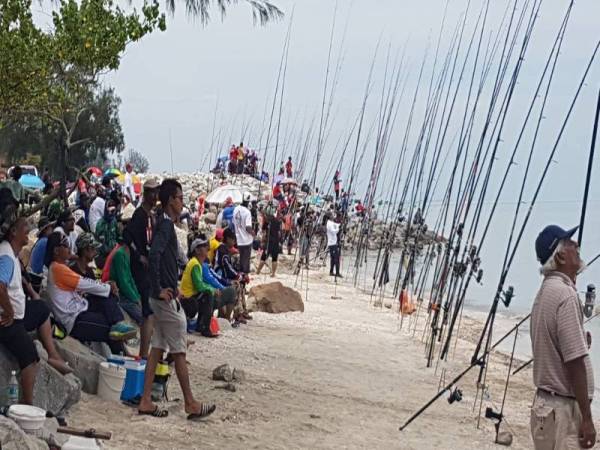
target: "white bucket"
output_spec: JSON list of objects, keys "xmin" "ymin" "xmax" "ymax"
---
[
  {"xmin": 97, "ymin": 362, "xmax": 126, "ymax": 402},
  {"xmin": 62, "ymin": 436, "xmax": 101, "ymax": 450}
]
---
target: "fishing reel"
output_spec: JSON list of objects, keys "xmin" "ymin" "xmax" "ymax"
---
[
  {"xmin": 456, "ymin": 223, "xmax": 464, "ymax": 237},
  {"xmin": 584, "ymin": 284, "xmax": 596, "ymax": 318},
  {"xmin": 501, "ymin": 286, "xmax": 514, "ymax": 308},
  {"xmin": 476, "ymin": 268, "xmax": 484, "ymax": 284},
  {"xmin": 469, "ymin": 245, "xmax": 478, "ymax": 261},
  {"xmin": 454, "ymin": 261, "xmax": 467, "ymax": 277},
  {"xmin": 447, "ymin": 387, "xmax": 463, "ymax": 404}
]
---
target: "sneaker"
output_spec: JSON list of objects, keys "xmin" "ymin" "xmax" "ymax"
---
[{"xmin": 109, "ymin": 322, "xmax": 138, "ymax": 341}]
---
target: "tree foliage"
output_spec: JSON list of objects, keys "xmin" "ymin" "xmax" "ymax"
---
[
  {"xmin": 169, "ymin": 0, "xmax": 282, "ymax": 25},
  {"xmin": 127, "ymin": 148, "xmax": 150, "ymax": 173},
  {"xmin": 0, "ymin": 87, "xmax": 125, "ymax": 176}
]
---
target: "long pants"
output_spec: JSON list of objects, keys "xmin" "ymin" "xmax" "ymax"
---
[
  {"xmin": 70, "ymin": 294, "xmax": 125, "ymax": 354},
  {"xmin": 181, "ymin": 287, "xmax": 236, "ymax": 332},
  {"xmin": 328, "ymin": 245, "xmax": 340, "ymax": 276}
]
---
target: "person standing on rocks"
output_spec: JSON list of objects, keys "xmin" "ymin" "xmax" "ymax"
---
[
  {"xmin": 530, "ymin": 225, "xmax": 595, "ymax": 449},
  {"xmin": 138, "ymin": 178, "xmax": 216, "ymax": 420},
  {"xmin": 326, "ymin": 213, "xmax": 342, "ymax": 278},
  {"xmin": 232, "ymin": 192, "xmax": 254, "ymax": 275},
  {"xmin": 123, "ymin": 178, "xmax": 159, "ymax": 358}
]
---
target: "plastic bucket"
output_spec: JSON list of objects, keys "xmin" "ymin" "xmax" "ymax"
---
[
  {"xmin": 97, "ymin": 362, "xmax": 126, "ymax": 402},
  {"xmin": 62, "ymin": 436, "xmax": 100, "ymax": 450}
]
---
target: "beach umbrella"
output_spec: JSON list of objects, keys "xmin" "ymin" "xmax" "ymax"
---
[
  {"xmin": 19, "ymin": 174, "xmax": 45, "ymax": 190},
  {"xmin": 87, "ymin": 167, "xmax": 103, "ymax": 177},
  {"xmin": 281, "ymin": 177, "xmax": 298, "ymax": 185},
  {"xmin": 104, "ymin": 168, "xmax": 121, "ymax": 178},
  {"xmin": 206, "ymin": 184, "xmax": 255, "ymax": 204}
]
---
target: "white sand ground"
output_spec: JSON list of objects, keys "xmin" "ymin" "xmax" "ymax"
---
[{"xmin": 67, "ymin": 259, "xmax": 548, "ymax": 449}]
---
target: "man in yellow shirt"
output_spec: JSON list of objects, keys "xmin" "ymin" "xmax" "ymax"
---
[
  {"xmin": 207, "ymin": 228, "xmax": 223, "ymax": 265},
  {"xmin": 180, "ymin": 234, "xmax": 235, "ymax": 337}
]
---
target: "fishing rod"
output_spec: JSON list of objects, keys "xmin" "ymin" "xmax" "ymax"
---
[
  {"xmin": 472, "ymin": 34, "xmax": 598, "ymax": 432},
  {"xmin": 439, "ymin": 0, "xmax": 563, "ymax": 363}
]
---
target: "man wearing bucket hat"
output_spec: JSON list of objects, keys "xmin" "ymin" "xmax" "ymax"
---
[
  {"xmin": 0, "ymin": 209, "xmax": 72, "ymax": 406},
  {"xmin": 530, "ymin": 225, "xmax": 596, "ymax": 449}
]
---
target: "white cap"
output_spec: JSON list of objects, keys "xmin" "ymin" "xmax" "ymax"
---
[{"xmin": 243, "ymin": 192, "xmax": 252, "ymax": 202}]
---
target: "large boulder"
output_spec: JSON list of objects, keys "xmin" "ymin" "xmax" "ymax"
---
[
  {"xmin": 247, "ymin": 282, "xmax": 304, "ymax": 314},
  {"xmin": 0, "ymin": 415, "xmax": 48, "ymax": 450},
  {"xmin": 55, "ymin": 337, "xmax": 106, "ymax": 395},
  {"xmin": 0, "ymin": 345, "xmax": 81, "ymax": 416}
]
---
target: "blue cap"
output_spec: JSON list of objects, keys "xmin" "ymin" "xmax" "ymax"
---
[{"xmin": 535, "ymin": 225, "xmax": 578, "ymax": 264}]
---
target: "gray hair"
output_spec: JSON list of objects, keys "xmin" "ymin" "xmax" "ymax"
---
[{"xmin": 540, "ymin": 241, "xmax": 565, "ymax": 276}]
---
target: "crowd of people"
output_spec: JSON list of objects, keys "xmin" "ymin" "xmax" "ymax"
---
[{"xmin": 0, "ymin": 159, "xmax": 372, "ymax": 422}]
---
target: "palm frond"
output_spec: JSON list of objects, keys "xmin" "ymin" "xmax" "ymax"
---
[{"xmin": 165, "ymin": 0, "xmax": 284, "ymax": 25}]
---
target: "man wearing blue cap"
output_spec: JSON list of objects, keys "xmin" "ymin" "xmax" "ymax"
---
[{"xmin": 530, "ymin": 225, "xmax": 596, "ymax": 449}]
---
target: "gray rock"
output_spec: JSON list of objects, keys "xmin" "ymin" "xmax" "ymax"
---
[
  {"xmin": 33, "ymin": 341, "xmax": 48, "ymax": 362},
  {"xmin": 0, "ymin": 345, "xmax": 81, "ymax": 416},
  {"xmin": 212, "ymin": 364, "xmax": 233, "ymax": 382},
  {"xmin": 232, "ymin": 369, "xmax": 246, "ymax": 383},
  {"xmin": 55, "ymin": 337, "xmax": 106, "ymax": 395},
  {"xmin": 30, "ymin": 418, "xmax": 68, "ymax": 448},
  {"xmin": 216, "ymin": 318, "xmax": 231, "ymax": 330},
  {"xmin": 0, "ymin": 416, "xmax": 48, "ymax": 450}
]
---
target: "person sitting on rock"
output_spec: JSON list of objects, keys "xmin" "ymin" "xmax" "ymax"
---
[
  {"xmin": 0, "ymin": 213, "xmax": 72, "ymax": 405},
  {"xmin": 214, "ymin": 228, "xmax": 247, "ymax": 326},
  {"xmin": 207, "ymin": 228, "xmax": 223, "ymax": 266},
  {"xmin": 45, "ymin": 231, "xmax": 136, "ymax": 354},
  {"xmin": 180, "ymin": 235, "xmax": 236, "ymax": 337}
]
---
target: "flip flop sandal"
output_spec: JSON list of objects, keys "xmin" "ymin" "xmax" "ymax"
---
[
  {"xmin": 187, "ymin": 404, "xmax": 216, "ymax": 421},
  {"xmin": 138, "ymin": 406, "xmax": 169, "ymax": 418}
]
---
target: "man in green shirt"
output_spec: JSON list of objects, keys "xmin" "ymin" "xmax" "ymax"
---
[{"xmin": 109, "ymin": 240, "xmax": 143, "ymax": 326}]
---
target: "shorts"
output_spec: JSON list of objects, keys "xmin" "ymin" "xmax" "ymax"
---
[
  {"xmin": 23, "ymin": 299, "xmax": 51, "ymax": 332},
  {"xmin": 261, "ymin": 243, "xmax": 280, "ymax": 262},
  {"xmin": 0, "ymin": 320, "xmax": 39, "ymax": 369},
  {"xmin": 238, "ymin": 245, "xmax": 252, "ymax": 274},
  {"xmin": 530, "ymin": 389, "xmax": 583, "ymax": 450},
  {"xmin": 149, "ymin": 297, "xmax": 187, "ymax": 354}
]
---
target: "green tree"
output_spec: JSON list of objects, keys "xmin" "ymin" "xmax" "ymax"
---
[
  {"xmin": 127, "ymin": 148, "xmax": 150, "ymax": 173},
  {"xmin": 0, "ymin": 87, "xmax": 125, "ymax": 176}
]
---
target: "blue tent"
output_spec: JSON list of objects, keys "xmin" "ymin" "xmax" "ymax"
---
[{"xmin": 19, "ymin": 174, "xmax": 45, "ymax": 190}]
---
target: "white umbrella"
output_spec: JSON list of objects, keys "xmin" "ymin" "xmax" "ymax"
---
[{"xmin": 205, "ymin": 184, "xmax": 255, "ymax": 204}]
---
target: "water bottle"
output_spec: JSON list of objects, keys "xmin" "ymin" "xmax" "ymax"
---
[{"xmin": 7, "ymin": 370, "xmax": 19, "ymax": 405}]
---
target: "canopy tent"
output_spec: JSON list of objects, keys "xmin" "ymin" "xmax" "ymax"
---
[{"xmin": 205, "ymin": 184, "xmax": 255, "ymax": 204}]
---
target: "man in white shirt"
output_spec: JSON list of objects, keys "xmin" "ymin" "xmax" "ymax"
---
[
  {"xmin": 89, "ymin": 181, "xmax": 109, "ymax": 233},
  {"xmin": 326, "ymin": 214, "xmax": 341, "ymax": 278},
  {"xmin": 122, "ymin": 163, "xmax": 137, "ymax": 205},
  {"xmin": 233, "ymin": 193, "xmax": 255, "ymax": 274}
]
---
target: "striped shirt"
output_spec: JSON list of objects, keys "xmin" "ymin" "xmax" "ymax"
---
[{"xmin": 530, "ymin": 271, "xmax": 594, "ymax": 399}]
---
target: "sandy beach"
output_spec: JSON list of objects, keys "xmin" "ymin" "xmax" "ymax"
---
[{"xmin": 67, "ymin": 256, "xmax": 539, "ymax": 449}]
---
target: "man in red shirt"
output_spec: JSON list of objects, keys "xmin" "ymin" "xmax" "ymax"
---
[
  {"xmin": 228, "ymin": 145, "xmax": 238, "ymax": 174},
  {"xmin": 285, "ymin": 157, "xmax": 293, "ymax": 178}
]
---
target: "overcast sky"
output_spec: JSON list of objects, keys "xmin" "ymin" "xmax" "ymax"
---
[{"xmin": 100, "ymin": 0, "xmax": 600, "ymax": 310}]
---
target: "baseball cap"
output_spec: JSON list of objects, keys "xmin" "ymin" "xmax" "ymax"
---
[
  {"xmin": 215, "ymin": 228, "xmax": 224, "ymax": 241},
  {"xmin": 75, "ymin": 232, "xmax": 101, "ymax": 252},
  {"xmin": 535, "ymin": 225, "xmax": 578, "ymax": 264},
  {"xmin": 190, "ymin": 235, "xmax": 209, "ymax": 254},
  {"xmin": 243, "ymin": 192, "xmax": 252, "ymax": 202}
]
